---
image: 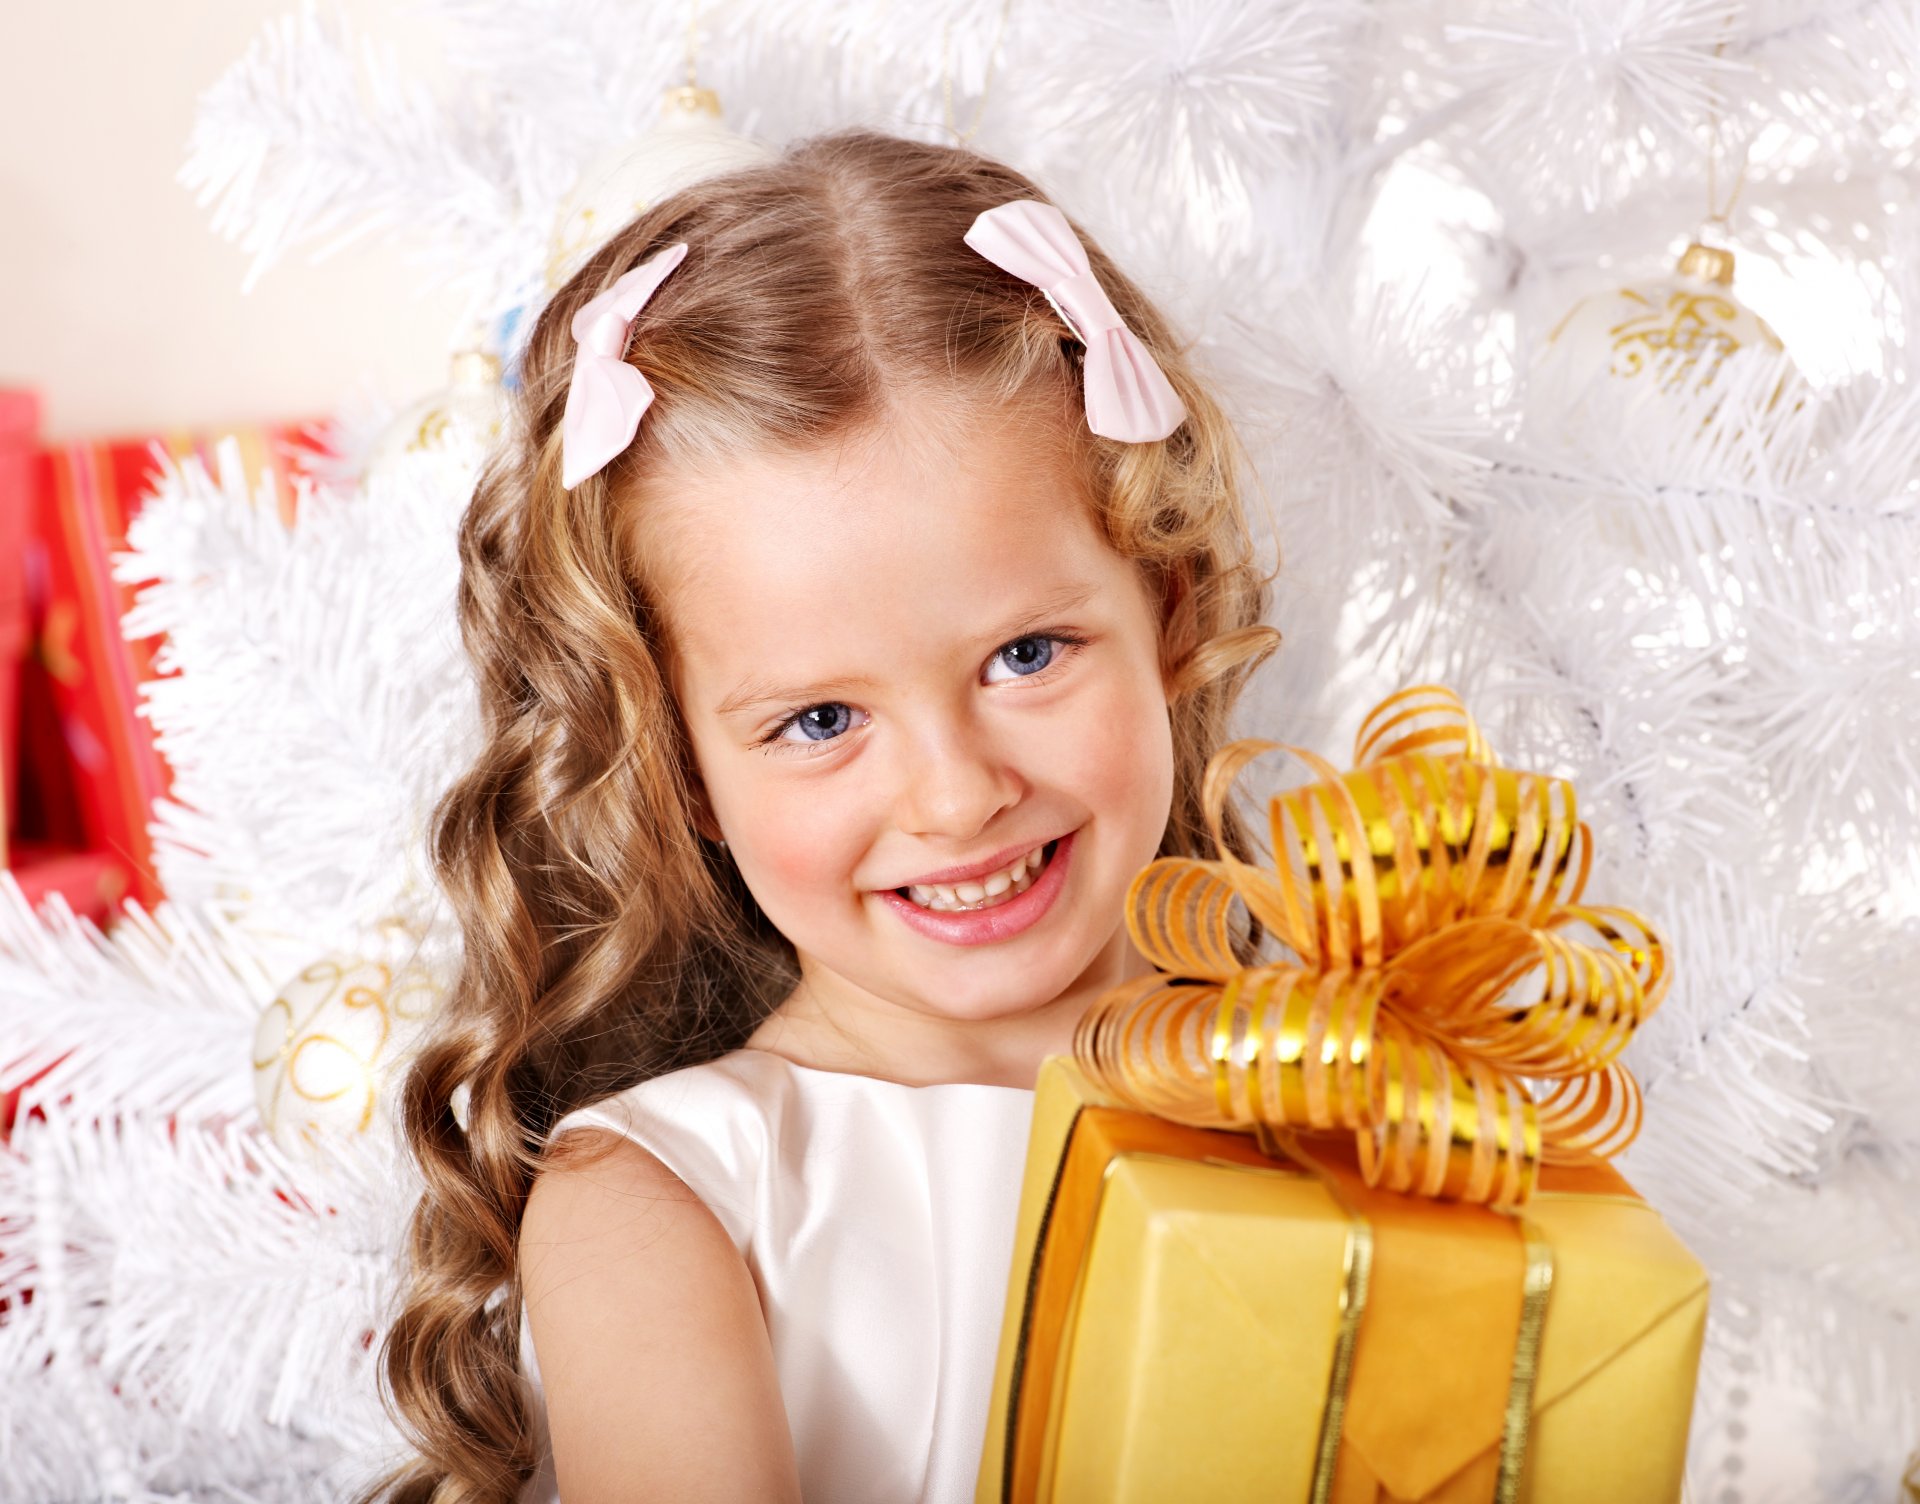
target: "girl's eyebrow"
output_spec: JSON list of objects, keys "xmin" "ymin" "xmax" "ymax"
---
[
  {"xmin": 714, "ymin": 579, "xmax": 1101, "ymax": 719},
  {"xmin": 718, "ymin": 670, "xmax": 882, "ymax": 720}
]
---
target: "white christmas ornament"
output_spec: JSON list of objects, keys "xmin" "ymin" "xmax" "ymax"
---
[
  {"xmin": 1537, "ymin": 240, "xmax": 1791, "ymax": 415},
  {"xmin": 252, "ymin": 953, "xmax": 439, "ymax": 1148},
  {"xmin": 367, "ymin": 348, "xmax": 508, "ymax": 473},
  {"xmin": 546, "ymin": 84, "xmax": 773, "ymax": 290}
]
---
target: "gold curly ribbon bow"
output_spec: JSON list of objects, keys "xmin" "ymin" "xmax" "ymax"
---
[{"xmin": 1075, "ymin": 685, "xmax": 1667, "ymax": 1210}]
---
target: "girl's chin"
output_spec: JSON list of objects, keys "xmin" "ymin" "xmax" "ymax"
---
[{"xmin": 883, "ymin": 928, "xmax": 1127, "ymax": 1025}]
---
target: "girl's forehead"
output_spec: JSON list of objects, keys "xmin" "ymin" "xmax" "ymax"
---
[
  {"xmin": 650, "ymin": 408, "xmax": 1098, "ymax": 594},
  {"xmin": 640, "ymin": 410, "xmax": 1134, "ymax": 692}
]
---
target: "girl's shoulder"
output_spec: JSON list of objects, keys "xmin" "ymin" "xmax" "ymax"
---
[
  {"xmin": 548, "ymin": 1047, "xmax": 1035, "ymax": 1156},
  {"xmin": 544, "ymin": 1049, "xmax": 1036, "ymax": 1252},
  {"xmin": 548, "ymin": 1047, "xmax": 793, "ymax": 1152},
  {"xmin": 544, "ymin": 1049, "xmax": 797, "ymax": 1248}
]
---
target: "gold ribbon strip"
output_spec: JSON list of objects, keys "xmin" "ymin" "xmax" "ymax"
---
[
  {"xmin": 1306, "ymin": 1164, "xmax": 1374, "ymax": 1504},
  {"xmin": 1496, "ymin": 1217, "xmax": 1557, "ymax": 1502},
  {"xmin": 1076, "ymin": 684, "xmax": 1669, "ymax": 1210}
]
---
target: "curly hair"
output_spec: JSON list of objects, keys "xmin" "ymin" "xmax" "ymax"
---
[{"xmin": 367, "ymin": 127, "xmax": 1281, "ymax": 1502}]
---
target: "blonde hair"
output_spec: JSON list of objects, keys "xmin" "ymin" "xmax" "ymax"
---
[{"xmin": 370, "ymin": 127, "xmax": 1280, "ymax": 1502}]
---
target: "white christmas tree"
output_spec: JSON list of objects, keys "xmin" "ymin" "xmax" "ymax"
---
[{"xmin": 4, "ymin": 1, "xmax": 1917, "ymax": 1498}]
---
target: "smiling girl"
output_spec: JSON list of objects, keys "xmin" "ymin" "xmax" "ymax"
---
[{"xmin": 371, "ymin": 129, "xmax": 1279, "ymax": 1503}]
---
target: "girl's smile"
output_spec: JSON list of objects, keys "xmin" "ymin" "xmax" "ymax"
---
[{"xmin": 873, "ymin": 829, "xmax": 1074, "ymax": 945}]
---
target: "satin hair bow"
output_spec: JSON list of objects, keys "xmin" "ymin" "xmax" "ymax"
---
[
  {"xmin": 964, "ymin": 200, "xmax": 1187, "ymax": 443},
  {"xmin": 560, "ymin": 241, "xmax": 689, "ymax": 490}
]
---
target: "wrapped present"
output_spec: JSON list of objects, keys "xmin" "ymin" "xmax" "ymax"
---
[
  {"xmin": 4, "ymin": 844, "xmax": 132, "ymax": 928},
  {"xmin": 13, "ymin": 415, "xmax": 320, "ymax": 913},
  {"xmin": 978, "ymin": 686, "xmax": 1708, "ymax": 1503},
  {"xmin": 978, "ymin": 1058, "xmax": 1708, "ymax": 1503},
  {"xmin": 0, "ymin": 389, "xmax": 38, "ymax": 863}
]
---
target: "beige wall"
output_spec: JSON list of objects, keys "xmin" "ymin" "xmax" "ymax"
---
[{"xmin": 1, "ymin": 3, "xmax": 470, "ymax": 442}]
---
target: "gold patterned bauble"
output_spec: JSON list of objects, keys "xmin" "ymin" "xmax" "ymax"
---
[
  {"xmin": 544, "ymin": 84, "xmax": 774, "ymax": 291},
  {"xmin": 252, "ymin": 954, "xmax": 440, "ymax": 1150},
  {"xmin": 1538, "ymin": 239, "xmax": 1793, "ymax": 408},
  {"xmin": 368, "ymin": 346, "xmax": 508, "ymax": 473}
]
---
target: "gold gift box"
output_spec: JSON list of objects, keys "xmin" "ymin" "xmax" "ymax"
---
[{"xmin": 977, "ymin": 1058, "xmax": 1710, "ymax": 1504}]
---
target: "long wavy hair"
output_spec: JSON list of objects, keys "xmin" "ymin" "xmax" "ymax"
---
[{"xmin": 369, "ymin": 127, "xmax": 1281, "ymax": 1502}]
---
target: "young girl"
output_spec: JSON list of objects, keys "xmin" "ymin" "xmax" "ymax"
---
[{"xmin": 371, "ymin": 128, "xmax": 1279, "ymax": 1504}]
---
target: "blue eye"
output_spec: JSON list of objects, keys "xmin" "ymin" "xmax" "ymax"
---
[
  {"xmin": 775, "ymin": 702, "xmax": 864, "ymax": 745},
  {"xmin": 984, "ymin": 634, "xmax": 1060, "ymax": 683},
  {"xmin": 757, "ymin": 631, "xmax": 1087, "ymax": 754}
]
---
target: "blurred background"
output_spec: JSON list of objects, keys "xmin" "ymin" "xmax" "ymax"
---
[{"xmin": 3, "ymin": 2, "xmax": 464, "ymax": 439}]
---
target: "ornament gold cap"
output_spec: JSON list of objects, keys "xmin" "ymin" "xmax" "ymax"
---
[
  {"xmin": 661, "ymin": 84, "xmax": 722, "ymax": 120},
  {"xmin": 1676, "ymin": 241, "xmax": 1736, "ymax": 287},
  {"xmin": 450, "ymin": 350, "xmax": 502, "ymax": 388}
]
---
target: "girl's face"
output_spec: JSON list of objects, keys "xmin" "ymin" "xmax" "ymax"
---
[{"xmin": 648, "ymin": 397, "xmax": 1176, "ymax": 1053}]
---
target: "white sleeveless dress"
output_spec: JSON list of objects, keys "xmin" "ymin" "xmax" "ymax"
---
[{"xmin": 516, "ymin": 1048, "xmax": 1037, "ymax": 1504}]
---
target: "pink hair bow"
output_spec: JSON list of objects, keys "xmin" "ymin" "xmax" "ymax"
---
[
  {"xmin": 560, "ymin": 241, "xmax": 689, "ymax": 490},
  {"xmin": 963, "ymin": 200, "xmax": 1186, "ymax": 443}
]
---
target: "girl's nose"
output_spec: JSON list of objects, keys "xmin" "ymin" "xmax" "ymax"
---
[{"xmin": 891, "ymin": 716, "xmax": 1025, "ymax": 843}]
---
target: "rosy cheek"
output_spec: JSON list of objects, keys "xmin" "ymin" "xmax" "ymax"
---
[
  {"xmin": 1050, "ymin": 667, "xmax": 1174, "ymax": 812},
  {"xmin": 733, "ymin": 777, "xmax": 867, "ymax": 896}
]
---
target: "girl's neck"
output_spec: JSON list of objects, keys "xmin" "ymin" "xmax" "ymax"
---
[{"xmin": 741, "ymin": 927, "xmax": 1155, "ymax": 1091}]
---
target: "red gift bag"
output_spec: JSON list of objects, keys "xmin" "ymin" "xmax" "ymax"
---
[{"xmin": 4, "ymin": 394, "xmax": 326, "ymax": 923}]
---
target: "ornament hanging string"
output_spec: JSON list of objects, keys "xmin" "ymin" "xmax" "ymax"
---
[
  {"xmin": 1704, "ymin": 11, "xmax": 1753, "ymax": 236},
  {"xmin": 941, "ymin": 0, "xmax": 1016, "ymax": 146}
]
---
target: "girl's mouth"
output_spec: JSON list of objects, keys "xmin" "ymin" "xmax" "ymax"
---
[
  {"xmin": 896, "ymin": 838, "xmax": 1060, "ymax": 913},
  {"xmin": 874, "ymin": 831, "xmax": 1077, "ymax": 948}
]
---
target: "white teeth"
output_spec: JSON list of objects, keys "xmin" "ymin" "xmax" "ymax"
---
[{"xmin": 901, "ymin": 842, "xmax": 1053, "ymax": 913}]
